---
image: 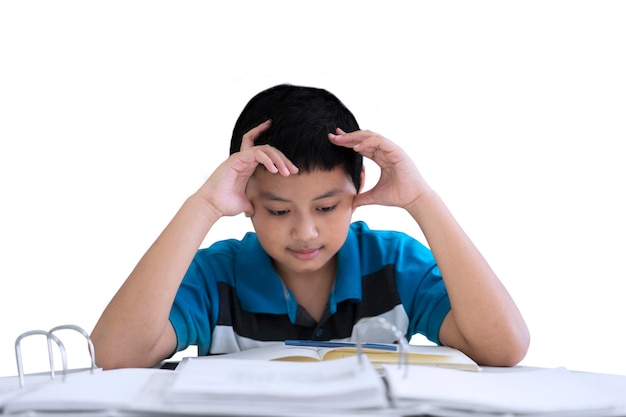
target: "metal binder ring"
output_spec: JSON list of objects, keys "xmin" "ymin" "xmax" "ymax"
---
[
  {"xmin": 353, "ymin": 317, "xmax": 410, "ymax": 376},
  {"xmin": 14, "ymin": 330, "xmax": 68, "ymax": 389},
  {"xmin": 49, "ymin": 324, "xmax": 97, "ymax": 373}
]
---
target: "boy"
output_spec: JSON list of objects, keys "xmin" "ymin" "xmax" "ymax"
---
[{"xmin": 91, "ymin": 84, "xmax": 529, "ymax": 369}]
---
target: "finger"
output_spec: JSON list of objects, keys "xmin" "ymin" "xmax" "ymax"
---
[
  {"xmin": 248, "ymin": 145, "xmax": 299, "ymax": 176},
  {"xmin": 328, "ymin": 128, "xmax": 360, "ymax": 148},
  {"xmin": 329, "ymin": 129, "xmax": 385, "ymax": 155},
  {"xmin": 269, "ymin": 154, "xmax": 300, "ymax": 176},
  {"xmin": 261, "ymin": 146, "xmax": 299, "ymax": 176},
  {"xmin": 328, "ymin": 129, "xmax": 375, "ymax": 149},
  {"xmin": 240, "ymin": 119, "xmax": 272, "ymax": 151},
  {"xmin": 353, "ymin": 134, "xmax": 388, "ymax": 156}
]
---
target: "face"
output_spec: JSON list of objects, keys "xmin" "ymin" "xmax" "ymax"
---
[{"xmin": 245, "ymin": 167, "xmax": 358, "ymax": 281}]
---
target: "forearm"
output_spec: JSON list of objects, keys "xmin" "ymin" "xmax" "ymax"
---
[
  {"xmin": 91, "ymin": 193, "xmax": 221, "ymax": 369},
  {"xmin": 405, "ymin": 189, "xmax": 530, "ymax": 366}
]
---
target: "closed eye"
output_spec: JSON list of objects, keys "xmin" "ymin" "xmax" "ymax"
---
[
  {"xmin": 269, "ymin": 209, "xmax": 290, "ymax": 216},
  {"xmin": 317, "ymin": 205, "xmax": 336, "ymax": 213}
]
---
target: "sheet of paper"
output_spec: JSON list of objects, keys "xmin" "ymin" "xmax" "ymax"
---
[
  {"xmin": 383, "ymin": 365, "xmax": 618, "ymax": 415},
  {"xmin": 2, "ymin": 368, "xmax": 160, "ymax": 413},
  {"xmin": 168, "ymin": 355, "xmax": 388, "ymax": 411}
]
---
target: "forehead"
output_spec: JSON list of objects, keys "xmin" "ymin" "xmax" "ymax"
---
[{"xmin": 248, "ymin": 167, "xmax": 356, "ymax": 200}]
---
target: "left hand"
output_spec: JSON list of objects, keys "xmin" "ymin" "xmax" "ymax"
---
[{"xmin": 328, "ymin": 128, "xmax": 431, "ymax": 209}]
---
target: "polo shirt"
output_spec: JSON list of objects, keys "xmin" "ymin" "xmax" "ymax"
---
[{"xmin": 169, "ymin": 221, "xmax": 451, "ymax": 356}]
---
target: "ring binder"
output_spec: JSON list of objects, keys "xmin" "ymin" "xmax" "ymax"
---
[
  {"xmin": 13, "ymin": 324, "xmax": 97, "ymax": 389},
  {"xmin": 353, "ymin": 317, "xmax": 409, "ymax": 375},
  {"xmin": 48, "ymin": 324, "xmax": 97, "ymax": 374},
  {"xmin": 14, "ymin": 330, "xmax": 67, "ymax": 389}
]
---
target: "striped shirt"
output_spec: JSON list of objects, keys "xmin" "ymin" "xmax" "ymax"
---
[{"xmin": 169, "ymin": 221, "xmax": 450, "ymax": 356}]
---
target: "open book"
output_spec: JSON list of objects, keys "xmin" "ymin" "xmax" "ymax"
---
[{"xmin": 216, "ymin": 341, "xmax": 481, "ymax": 371}]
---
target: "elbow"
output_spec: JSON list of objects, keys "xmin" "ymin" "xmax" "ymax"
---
[
  {"xmin": 93, "ymin": 344, "xmax": 160, "ymax": 370},
  {"xmin": 94, "ymin": 354, "xmax": 124, "ymax": 371},
  {"xmin": 92, "ymin": 345, "xmax": 132, "ymax": 370},
  {"xmin": 480, "ymin": 326, "xmax": 531, "ymax": 367},
  {"xmin": 490, "ymin": 341, "xmax": 529, "ymax": 367},
  {"xmin": 505, "ymin": 321, "xmax": 531, "ymax": 366},
  {"xmin": 91, "ymin": 334, "xmax": 130, "ymax": 370},
  {"xmin": 441, "ymin": 311, "xmax": 530, "ymax": 367},
  {"xmin": 508, "ymin": 328, "xmax": 531, "ymax": 366},
  {"xmin": 91, "ymin": 329, "xmax": 173, "ymax": 370}
]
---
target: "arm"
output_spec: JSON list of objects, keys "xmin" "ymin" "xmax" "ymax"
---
[
  {"xmin": 91, "ymin": 121, "xmax": 298, "ymax": 369},
  {"xmin": 329, "ymin": 129, "xmax": 530, "ymax": 366}
]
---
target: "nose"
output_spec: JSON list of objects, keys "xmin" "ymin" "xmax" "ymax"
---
[{"xmin": 291, "ymin": 213, "xmax": 319, "ymax": 241}]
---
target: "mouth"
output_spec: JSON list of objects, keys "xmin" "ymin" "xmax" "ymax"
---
[{"xmin": 289, "ymin": 247, "xmax": 321, "ymax": 260}]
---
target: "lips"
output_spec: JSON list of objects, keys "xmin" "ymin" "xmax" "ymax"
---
[{"xmin": 289, "ymin": 247, "xmax": 321, "ymax": 260}]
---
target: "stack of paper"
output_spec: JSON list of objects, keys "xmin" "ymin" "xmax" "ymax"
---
[
  {"xmin": 383, "ymin": 365, "xmax": 620, "ymax": 417},
  {"xmin": 1, "ymin": 368, "xmax": 160, "ymax": 414},
  {"xmin": 2, "ymin": 356, "xmax": 624, "ymax": 416},
  {"xmin": 165, "ymin": 355, "xmax": 389, "ymax": 412}
]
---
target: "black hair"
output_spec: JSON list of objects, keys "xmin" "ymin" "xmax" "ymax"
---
[{"xmin": 230, "ymin": 84, "xmax": 363, "ymax": 191}]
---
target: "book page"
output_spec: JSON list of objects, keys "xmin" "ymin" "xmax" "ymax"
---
[
  {"xmin": 321, "ymin": 344, "xmax": 479, "ymax": 371},
  {"xmin": 211, "ymin": 342, "xmax": 479, "ymax": 370},
  {"xmin": 168, "ymin": 356, "xmax": 388, "ymax": 411},
  {"xmin": 213, "ymin": 342, "xmax": 325, "ymax": 361},
  {"xmin": 2, "ymin": 368, "xmax": 160, "ymax": 413},
  {"xmin": 383, "ymin": 365, "xmax": 618, "ymax": 415}
]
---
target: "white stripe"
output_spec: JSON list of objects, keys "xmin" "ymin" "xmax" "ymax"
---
[
  {"xmin": 208, "ymin": 304, "xmax": 410, "ymax": 354},
  {"xmin": 349, "ymin": 305, "xmax": 410, "ymax": 343}
]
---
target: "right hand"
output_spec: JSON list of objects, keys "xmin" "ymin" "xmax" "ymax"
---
[{"xmin": 196, "ymin": 120, "xmax": 299, "ymax": 218}]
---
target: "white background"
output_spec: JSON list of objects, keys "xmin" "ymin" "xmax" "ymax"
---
[{"xmin": 1, "ymin": 1, "xmax": 625, "ymax": 377}]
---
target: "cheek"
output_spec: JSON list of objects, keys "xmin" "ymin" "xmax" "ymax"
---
[
  {"xmin": 250, "ymin": 212, "xmax": 267, "ymax": 231},
  {"xmin": 325, "ymin": 208, "xmax": 353, "ymax": 235},
  {"xmin": 250, "ymin": 212, "xmax": 284, "ymax": 240},
  {"xmin": 250, "ymin": 218, "xmax": 276, "ymax": 251}
]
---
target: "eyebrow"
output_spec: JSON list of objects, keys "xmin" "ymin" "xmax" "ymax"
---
[{"xmin": 260, "ymin": 189, "xmax": 343, "ymax": 203}]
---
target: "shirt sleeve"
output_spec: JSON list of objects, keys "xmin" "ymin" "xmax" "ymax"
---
[
  {"xmin": 168, "ymin": 245, "xmax": 229, "ymax": 356},
  {"xmin": 393, "ymin": 235, "xmax": 451, "ymax": 344}
]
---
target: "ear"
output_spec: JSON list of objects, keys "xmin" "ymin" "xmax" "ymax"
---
[
  {"xmin": 352, "ymin": 166, "xmax": 366, "ymax": 213},
  {"xmin": 358, "ymin": 166, "xmax": 366, "ymax": 194}
]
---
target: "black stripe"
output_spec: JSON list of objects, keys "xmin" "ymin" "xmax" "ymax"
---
[
  {"xmin": 215, "ymin": 264, "xmax": 402, "ymax": 342},
  {"xmin": 360, "ymin": 264, "xmax": 403, "ymax": 316}
]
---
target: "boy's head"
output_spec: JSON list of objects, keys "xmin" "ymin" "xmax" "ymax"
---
[{"xmin": 230, "ymin": 84, "xmax": 363, "ymax": 191}]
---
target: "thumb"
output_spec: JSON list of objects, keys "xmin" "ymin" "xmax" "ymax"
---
[{"xmin": 352, "ymin": 190, "xmax": 377, "ymax": 209}]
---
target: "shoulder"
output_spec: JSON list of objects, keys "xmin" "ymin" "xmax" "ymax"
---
[
  {"xmin": 195, "ymin": 232, "xmax": 259, "ymax": 258},
  {"xmin": 350, "ymin": 220, "xmax": 424, "ymax": 248},
  {"xmin": 348, "ymin": 221, "xmax": 434, "ymax": 266},
  {"xmin": 189, "ymin": 232, "xmax": 266, "ymax": 277}
]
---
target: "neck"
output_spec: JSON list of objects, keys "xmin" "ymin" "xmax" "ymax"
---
[{"xmin": 277, "ymin": 259, "xmax": 337, "ymax": 322}]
